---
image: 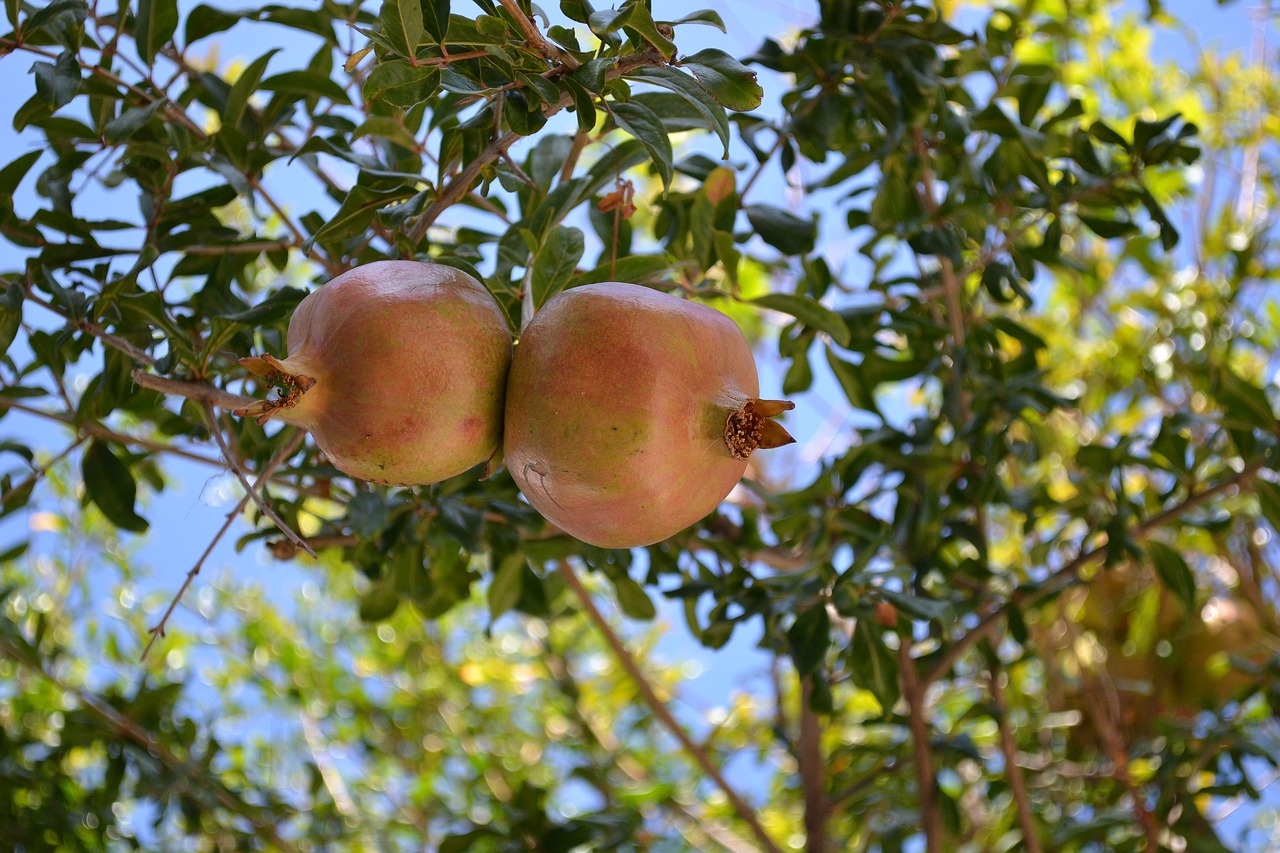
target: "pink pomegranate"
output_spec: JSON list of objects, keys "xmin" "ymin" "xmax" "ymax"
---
[
  {"xmin": 238, "ymin": 261, "xmax": 512, "ymax": 486},
  {"xmin": 503, "ymin": 282, "xmax": 794, "ymax": 548}
]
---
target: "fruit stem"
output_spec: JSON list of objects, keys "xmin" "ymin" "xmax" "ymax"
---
[
  {"xmin": 725, "ymin": 398, "xmax": 796, "ymax": 460},
  {"xmin": 234, "ymin": 354, "xmax": 317, "ymax": 426}
]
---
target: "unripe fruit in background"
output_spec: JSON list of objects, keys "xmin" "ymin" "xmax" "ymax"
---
[
  {"xmin": 503, "ymin": 282, "xmax": 795, "ymax": 549},
  {"xmin": 1175, "ymin": 596, "xmax": 1273, "ymax": 709},
  {"xmin": 237, "ymin": 261, "xmax": 512, "ymax": 486}
]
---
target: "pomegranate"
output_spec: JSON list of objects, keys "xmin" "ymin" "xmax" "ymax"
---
[
  {"xmin": 503, "ymin": 282, "xmax": 794, "ymax": 548},
  {"xmin": 237, "ymin": 261, "xmax": 512, "ymax": 486}
]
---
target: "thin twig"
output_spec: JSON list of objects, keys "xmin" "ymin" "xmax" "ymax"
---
[
  {"xmin": 131, "ymin": 369, "xmax": 254, "ymax": 411},
  {"xmin": 988, "ymin": 664, "xmax": 1043, "ymax": 853},
  {"xmin": 899, "ymin": 634, "xmax": 943, "ymax": 853},
  {"xmin": 555, "ymin": 560, "xmax": 786, "ymax": 853},
  {"xmin": 204, "ymin": 404, "xmax": 315, "ymax": 558},
  {"xmin": 142, "ymin": 430, "xmax": 306, "ymax": 660}
]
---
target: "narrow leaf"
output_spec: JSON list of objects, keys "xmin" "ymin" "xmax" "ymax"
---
[
  {"xmin": 610, "ymin": 100, "xmax": 672, "ymax": 190},
  {"xmin": 679, "ymin": 48, "xmax": 762, "ymax": 111},
  {"xmin": 223, "ymin": 49, "xmax": 279, "ymax": 129},
  {"xmin": 745, "ymin": 203, "xmax": 817, "ymax": 255},
  {"xmin": 363, "ymin": 60, "xmax": 441, "ymax": 107},
  {"xmin": 751, "ymin": 293, "xmax": 850, "ymax": 347},
  {"xmin": 81, "ymin": 441, "xmax": 149, "ymax": 533},
  {"xmin": 420, "ymin": 0, "xmax": 450, "ymax": 43},
  {"xmin": 531, "ymin": 226, "xmax": 585, "ymax": 307},
  {"xmin": 380, "ymin": 0, "xmax": 424, "ymax": 58},
  {"xmin": 788, "ymin": 605, "xmax": 830, "ymax": 678},
  {"xmin": 1145, "ymin": 541, "xmax": 1195, "ymax": 616},
  {"xmin": 134, "ymin": 0, "xmax": 179, "ymax": 66},
  {"xmin": 626, "ymin": 66, "xmax": 729, "ymax": 156}
]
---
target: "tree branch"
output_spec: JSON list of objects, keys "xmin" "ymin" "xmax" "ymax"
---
[
  {"xmin": 798, "ymin": 678, "xmax": 829, "ymax": 853},
  {"xmin": 555, "ymin": 560, "xmax": 785, "ymax": 853},
  {"xmin": 496, "ymin": 0, "xmax": 579, "ymax": 69},
  {"xmin": 899, "ymin": 635, "xmax": 943, "ymax": 853},
  {"xmin": 988, "ymin": 663, "xmax": 1043, "ymax": 853},
  {"xmin": 131, "ymin": 369, "xmax": 254, "ymax": 411}
]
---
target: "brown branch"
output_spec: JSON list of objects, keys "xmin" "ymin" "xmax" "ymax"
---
[
  {"xmin": 496, "ymin": 0, "xmax": 580, "ymax": 69},
  {"xmin": 798, "ymin": 678, "xmax": 830, "ymax": 853},
  {"xmin": 988, "ymin": 664, "xmax": 1043, "ymax": 853},
  {"xmin": 1077, "ymin": 671, "xmax": 1162, "ymax": 848},
  {"xmin": 130, "ymin": 369, "xmax": 254, "ymax": 411},
  {"xmin": 899, "ymin": 635, "xmax": 943, "ymax": 853},
  {"xmin": 924, "ymin": 460, "xmax": 1265, "ymax": 686},
  {"xmin": 556, "ymin": 560, "xmax": 785, "ymax": 853},
  {"xmin": 142, "ymin": 430, "xmax": 306, "ymax": 660}
]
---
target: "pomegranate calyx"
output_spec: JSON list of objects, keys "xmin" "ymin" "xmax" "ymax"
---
[
  {"xmin": 233, "ymin": 353, "xmax": 318, "ymax": 426},
  {"xmin": 724, "ymin": 398, "xmax": 796, "ymax": 460}
]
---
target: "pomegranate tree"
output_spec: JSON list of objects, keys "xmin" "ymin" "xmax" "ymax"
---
[
  {"xmin": 238, "ymin": 261, "xmax": 512, "ymax": 486},
  {"xmin": 503, "ymin": 282, "xmax": 794, "ymax": 548}
]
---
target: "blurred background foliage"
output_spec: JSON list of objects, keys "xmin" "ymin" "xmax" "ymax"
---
[{"xmin": 1, "ymin": 0, "xmax": 1279, "ymax": 850}]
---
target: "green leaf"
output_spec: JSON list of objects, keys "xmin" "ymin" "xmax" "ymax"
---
[
  {"xmin": 788, "ymin": 605, "xmax": 830, "ymax": 678},
  {"xmin": 611, "ymin": 573, "xmax": 656, "ymax": 620},
  {"xmin": 1253, "ymin": 478, "xmax": 1280, "ymax": 536},
  {"xmin": 531, "ymin": 226, "xmax": 585, "ymax": 307},
  {"xmin": 0, "ymin": 150, "xmax": 43, "ymax": 196},
  {"xmin": 621, "ymin": 0, "xmax": 674, "ymax": 60},
  {"xmin": 381, "ymin": 0, "xmax": 424, "ymax": 58},
  {"xmin": 626, "ymin": 66, "xmax": 729, "ymax": 156},
  {"xmin": 745, "ymin": 204, "xmax": 816, "ymax": 256},
  {"xmin": 849, "ymin": 619, "xmax": 898, "ymax": 712},
  {"xmin": 1077, "ymin": 213, "xmax": 1138, "ymax": 240},
  {"xmin": 1216, "ymin": 367, "xmax": 1277, "ymax": 431},
  {"xmin": 488, "ymin": 553, "xmax": 525, "ymax": 620},
  {"xmin": 751, "ymin": 293, "xmax": 850, "ymax": 347},
  {"xmin": 679, "ymin": 48, "xmax": 762, "ymax": 111},
  {"xmin": 588, "ymin": 4, "xmax": 634, "ymax": 36},
  {"xmin": 563, "ymin": 76, "xmax": 597, "ymax": 133},
  {"xmin": 661, "ymin": 9, "xmax": 726, "ymax": 31},
  {"xmin": 359, "ymin": 576, "xmax": 401, "ymax": 621},
  {"xmin": 1145, "ymin": 541, "xmax": 1195, "ymax": 616},
  {"xmin": 419, "ymin": 0, "xmax": 450, "ymax": 43},
  {"xmin": 259, "ymin": 70, "xmax": 352, "ymax": 105},
  {"xmin": 312, "ymin": 185, "xmax": 416, "ymax": 245},
  {"xmin": 134, "ymin": 0, "xmax": 179, "ymax": 66},
  {"xmin": 81, "ymin": 441, "xmax": 148, "ymax": 533},
  {"xmin": 103, "ymin": 100, "xmax": 164, "ymax": 144},
  {"xmin": 363, "ymin": 61, "xmax": 441, "ymax": 107},
  {"xmin": 184, "ymin": 4, "xmax": 244, "ymax": 45},
  {"xmin": 610, "ymin": 100, "xmax": 672, "ymax": 190},
  {"xmin": 223, "ymin": 49, "xmax": 278, "ymax": 129},
  {"xmin": 0, "ymin": 281, "xmax": 23, "ymax": 356},
  {"xmin": 32, "ymin": 50, "xmax": 81, "ymax": 111},
  {"xmin": 570, "ymin": 254, "xmax": 676, "ymax": 287}
]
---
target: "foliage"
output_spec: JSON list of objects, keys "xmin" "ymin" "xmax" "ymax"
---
[{"xmin": 0, "ymin": 0, "xmax": 1279, "ymax": 850}]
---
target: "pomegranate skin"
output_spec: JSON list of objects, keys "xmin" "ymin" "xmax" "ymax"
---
[
  {"xmin": 504, "ymin": 282, "xmax": 771, "ymax": 548},
  {"xmin": 270, "ymin": 261, "xmax": 512, "ymax": 486}
]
